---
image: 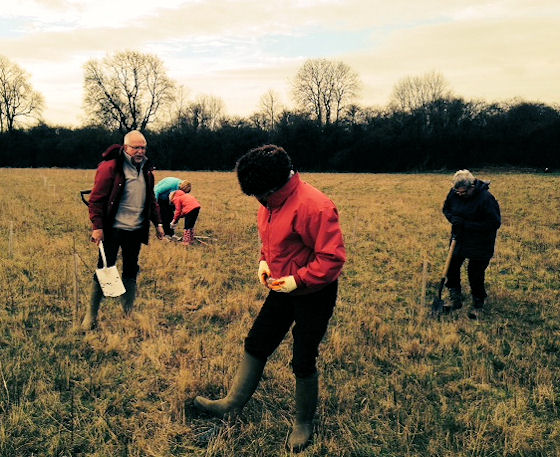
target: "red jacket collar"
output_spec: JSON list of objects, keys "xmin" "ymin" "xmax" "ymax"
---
[
  {"xmin": 100, "ymin": 144, "xmax": 155, "ymax": 172},
  {"xmin": 101, "ymin": 144, "xmax": 123, "ymax": 160},
  {"xmin": 266, "ymin": 172, "xmax": 300, "ymax": 208}
]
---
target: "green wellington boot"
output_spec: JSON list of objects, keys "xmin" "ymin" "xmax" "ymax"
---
[
  {"xmin": 121, "ymin": 277, "xmax": 137, "ymax": 315},
  {"xmin": 448, "ymin": 287, "xmax": 463, "ymax": 309},
  {"xmin": 288, "ymin": 372, "xmax": 319, "ymax": 452},
  {"xmin": 194, "ymin": 351, "xmax": 265, "ymax": 418},
  {"xmin": 81, "ymin": 281, "xmax": 103, "ymax": 331},
  {"xmin": 468, "ymin": 296, "xmax": 485, "ymax": 319}
]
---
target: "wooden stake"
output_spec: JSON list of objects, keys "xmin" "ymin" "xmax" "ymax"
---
[
  {"xmin": 73, "ymin": 239, "xmax": 79, "ymax": 325},
  {"xmin": 421, "ymin": 258, "xmax": 428, "ymax": 308},
  {"xmin": 8, "ymin": 221, "xmax": 13, "ymax": 258}
]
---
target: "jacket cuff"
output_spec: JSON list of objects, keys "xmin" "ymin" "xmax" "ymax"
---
[
  {"xmin": 91, "ymin": 219, "xmax": 103, "ymax": 230},
  {"xmin": 293, "ymin": 273, "xmax": 305, "ymax": 288}
]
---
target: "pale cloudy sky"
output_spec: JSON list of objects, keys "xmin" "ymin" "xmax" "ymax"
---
[{"xmin": 1, "ymin": 0, "xmax": 559, "ymax": 127}]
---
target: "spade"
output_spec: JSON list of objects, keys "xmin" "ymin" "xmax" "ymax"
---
[{"xmin": 430, "ymin": 237, "xmax": 457, "ymax": 317}]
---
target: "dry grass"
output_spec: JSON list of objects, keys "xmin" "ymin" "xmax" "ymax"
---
[{"xmin": 0, "ymin": 168, "xmax": 559, "ymax": 456}]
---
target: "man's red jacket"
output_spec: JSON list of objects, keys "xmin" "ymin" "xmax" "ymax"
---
[{"xmin": 88, "ymin": 144, "xmax": 162, "ymax": 244}]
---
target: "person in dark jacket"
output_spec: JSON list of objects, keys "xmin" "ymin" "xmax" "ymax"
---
[
  {"xmin": 81, "ymin": 130, "xmax": 164, "ymax": 330},
  {"xmin": 194, "ymin": 145, "xmax": 346, "ymax": 452},
  {"xmin": 443, "ymin": 169, "xmax": 501, "ymax": 319}
]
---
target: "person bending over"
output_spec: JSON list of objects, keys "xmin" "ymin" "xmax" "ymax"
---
[{"xmin": 169, "ymin": 183, "xmax": 201, "ymax": 246}]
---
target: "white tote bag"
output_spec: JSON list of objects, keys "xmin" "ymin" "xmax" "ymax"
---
[{"xmin": 95, "ymin": 241, "xmax": 126, "ymax": 297}]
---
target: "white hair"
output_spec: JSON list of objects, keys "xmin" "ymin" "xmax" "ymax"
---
[
  {"xmin": 123, "ymin": 130, "xmax": 144, "ymax": 145},
  {"xmin": 453, "ymin": 169, "xmax": 475, "ymax": 188}
]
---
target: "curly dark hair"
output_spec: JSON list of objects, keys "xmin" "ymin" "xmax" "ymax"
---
[{"xmin": 235, "ymin": 145, "xmax": 293, "ymax": 196}]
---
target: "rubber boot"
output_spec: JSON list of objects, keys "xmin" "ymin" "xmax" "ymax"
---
[
  {"xmin": 194, "ymin": 351, "xmax": 265, "ymax": 418},
  {"xmin": 468, "ymin": 296, "xmax": 485, "ymax": 320},
  {"xmin": 449, "ymin": 287, "xmax": 463, "ymax": 309},
  {"xmin": 81, "ymin": 281, "xmax": 103, "ymax": 331},
  {"xmin": 182, "ymin": 228, "xmax": 194, "ymax": 245},
  {"xmin": 121, "ymin": 277, "xmax": 137, "ymax": 315},
  {"xmin": 288, "ymin": 372, "xmax": 319, "ymax": 452}
]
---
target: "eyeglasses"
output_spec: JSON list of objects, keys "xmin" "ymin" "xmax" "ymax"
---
[
  {"xmin": 126, "ymin": 145, "xmax": 147, "ymax": 151},
  {"xmin": 454, "ymin": 186, "xmax": 471, "ymax": 196}
]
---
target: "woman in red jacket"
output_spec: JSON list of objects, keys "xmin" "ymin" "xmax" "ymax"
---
[
  {"xmin": 169, "ymin": 183, "xmax": 201, "ymax": 245},
  {"xmin": 194, "ymin": 145, "xmax": 346, "ymax": 452}
]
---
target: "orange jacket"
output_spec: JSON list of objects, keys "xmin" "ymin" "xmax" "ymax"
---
[
  {"xmin": 258, "ymin": 173, "xmax": 346, "ymax": 294},
  {"xmin": 171, "ymin": 190, "xmax": 201, "ymax": 222}
]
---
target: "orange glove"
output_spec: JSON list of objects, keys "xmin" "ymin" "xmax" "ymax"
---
[
  {"xmin": 258, "ymin": 260, "xmax": 271, "ymax": 287},
  {"xmin": 269, "ymin": 275, "xmax": 297, "ymax": 293}
]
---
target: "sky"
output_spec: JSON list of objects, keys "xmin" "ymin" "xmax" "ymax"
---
[{"xmin": 1, "ymin": 0, "xmax": 559, "ymax": 127}]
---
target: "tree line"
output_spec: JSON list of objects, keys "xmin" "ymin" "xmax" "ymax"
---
[{"xmin": 0, "ymin": 51, "xmax": 558, "ymax": 171}]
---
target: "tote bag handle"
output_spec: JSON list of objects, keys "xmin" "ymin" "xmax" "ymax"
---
[{"xmin": 98, "ymin": 240, "xmax": 108, "ymax": 269}]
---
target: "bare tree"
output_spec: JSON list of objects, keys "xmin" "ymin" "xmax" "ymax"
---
[
  {"xmin": 389, "ymin": 71, "xmax": 455, "ymax": 136},
  {"xmin": 292, "ymin": 58, "xmax": 360, "ymax": 125},
  {"xmin": 292, "ymin": 59, "xmax": 327, "ymax": 124},
  {"xmin": 163, "ymin": 84, "xmax": 191, "ymax": 128},
  {"xmin": 258, "ymin": 89, "xmax": 282, "ymax": 130},
  {"xmin": 248, "ymin": 111, "xmax": 267, "ymax": 130},
  {"xmin": 330, "ymin": 62, "xmax": 361, "ymax": 123},
  {"xmin": 186, "ymin": 95, "xmax": 225, "ymax": 130},
  {"xmin": 83, "ymin": 50, "xmax": 175, "ymax": 132},
  {"xmin": 390, "ymin": 71, "xmax": 452, "ymax": 113},
  {"xmin": 0, "ymin": 55, "xmax": 44, "ymax": 132}
]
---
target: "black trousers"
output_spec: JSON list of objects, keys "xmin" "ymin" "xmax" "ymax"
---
[
  {"xmin": 95, "ymin": 228, "xmax": 143, "ymax": 281},
  {"xmin": 244, "ymin": 280, "xmax": 337, "ymax": 378},
  {"xmin": 446, "ymin": 254, "xmax": 490, "ymax": 300},
  {"xmin": 158, "ymin": 199, "xmax": 175, "ymax": 236},
  {"xmin": 183, "ymin": 207, "xmax": 200, "ymax": 230}
]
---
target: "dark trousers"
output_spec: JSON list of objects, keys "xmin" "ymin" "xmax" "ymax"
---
[
  {"xmin": 158, "ymin": 199, "xmax": 175, "ymax": 236},
  {"xmin": 96, "ymin": 228, "xmax": 143, "ymax": 281},
  {"xmin": 446, "ymin": 254, "xmax": 490, "ymax": 300},
  {"xmin": 244, "ymin": 281, "xmax": 337, "ymax": 378},
  {"xmin": 183, "ymin": 207, "xmax": 200, "ymax": 230}
]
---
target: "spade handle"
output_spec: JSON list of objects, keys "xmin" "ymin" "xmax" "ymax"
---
[{"xmin": 441, "ymin": 238, "xmax": 457, "ymax": 278}]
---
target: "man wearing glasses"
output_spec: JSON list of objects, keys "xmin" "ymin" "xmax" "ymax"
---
[
  {"xmin": 82, "ymin": 130, "xmax": 164, "ymax": 330},
  {"xmin": 442, "ymin": 169, "xmax": 501, "ymax": 319}
]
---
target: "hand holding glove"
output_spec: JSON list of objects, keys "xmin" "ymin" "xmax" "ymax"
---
[
  {"xmin": 269, "ymin": 275, "xmax": 297, "ymax": 293},
  {"xmin": 258, "ymin": 260, "xmax": 271, "ymax": 287},
  {"xmin": 170, "ymin": 221, "xmax": 178, "ymax": 230}
]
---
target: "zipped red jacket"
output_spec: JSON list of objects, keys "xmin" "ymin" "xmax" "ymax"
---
[
  {"xmin": 170, "ymin": 190, "xmax": 201, "ymax": 222},
  {"xmin": 258, "ymin": 173, "xmax": 346, "ymax": 294},
  {"xmin": 88, "ymin": 144, "xmax": 162, "ymax": 244}
]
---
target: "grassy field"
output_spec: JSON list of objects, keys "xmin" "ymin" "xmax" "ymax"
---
[{"xmin": 0, "ymin": 168, "xmax": 559, "ymax": 457}]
